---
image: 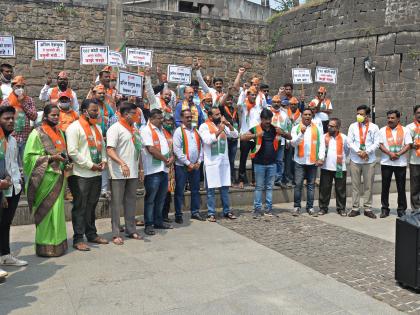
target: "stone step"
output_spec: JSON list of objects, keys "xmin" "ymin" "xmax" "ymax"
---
[{"xmin": 12, "ymin": 174, "xmax": 409, "ymax": 226}]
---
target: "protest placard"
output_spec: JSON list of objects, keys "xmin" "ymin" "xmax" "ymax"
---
[
  {"xmin": 315, "ymin": 66, "xmax": 338, "ymax": 84},
  {"xmin": 292, "ymin": 68, "xmax": 313, "ymax": 84},
  {"xmin": 118, "ymin": 71, "xmax": 143, "ymax": 97},
  {"xmin": 126, "ymin": 48, "xmax": 153, "ymax": 67},
  {"xmin": 0, "ymin": 36, "xmax": 15, "ymax": 57},
  {"xmin": 167, "ymin": 65, "xmax": 192, "ymax": 84},
  {"xmin": 35, "ymin": 40, "xmax": 66, "ymax": 60},
  {"xmin": 108, "ymin": 51, "xmax": 125, "ymax": 68},
  {"xmin": 80, "ymin": 46, "xmax": 109, "ymax": 65}
]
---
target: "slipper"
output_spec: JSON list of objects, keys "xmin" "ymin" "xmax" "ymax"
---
[
  {"xmin": 73, "ymin": 242, "xmax": 90, "ymax": 251},
  {"xmin": 224, "ymin": 212, "xmax": 237, "ymax": 220},
  {"xmin": 207, "ymin": 215, "xmax": 216, "ymax": 222},
  {"xmin": 128, "ymin": 233, "xmax": 142, "ymax": 240},
  {"xmin": 112, "ymin": 236, "xmax": 124, "ymax": 245},
  {"xmin": 136, "ymin": 219, "xmax": 145, "ymax": 227}
]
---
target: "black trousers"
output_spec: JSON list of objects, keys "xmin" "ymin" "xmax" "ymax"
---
[
  {"xmin": 381, "ymin": 165, "xmax": 407, "ymax": 211},
  {"xmin": 68, "ymin": 175, "xmax": 101, "ymax": 245},
  {"xmin": 319, "ymin": 169, "xmax": 346, "ymax": 211},
  {"xmin": 162, "ymin": 191, "xmax": 172, "ymax": 219},
  {"xmin": 410, "ymin": 164, "xmax": 420, "ymax": 210},
  {"xmin": 238, "ymin": 140, "xmax": 255, "ymax": 184},
  {"xmin": 0, "ymin": 189, "xmax": 21, "ymax": 256}
]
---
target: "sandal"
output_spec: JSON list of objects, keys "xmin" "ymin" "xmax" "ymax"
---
[
  {"xmin": 73, "ymin": 242, "xmax": 90, "ymax": 251},
  {"xmin": 224, "ymin": 212, "xmax": 237, "ymax": 220},
  {"xmin": 128, "ymin": 233, "xmax": 142, "ymax": 240},
  {"xmin": 112, "ymin": 236, "xmax": 124, "ymax": 245},
  {"xmin": 207, "ymin": 215, "xmax": 217, "ymax": 222},
  {"xmin": 135, "ymin": 219, "xmax": 145, "ymax": 227},
  {"xmin": 238, "ymin": 182, "xmax": 244, "ymax": 189}
]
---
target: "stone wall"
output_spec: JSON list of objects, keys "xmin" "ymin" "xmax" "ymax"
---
[
  {"xmin": 267, "ymin": 0, "xmax": 420, "ymax": 130},
  {"xmin": 0, "ymin": 0, "xmax": 268, "ymax": 109}
]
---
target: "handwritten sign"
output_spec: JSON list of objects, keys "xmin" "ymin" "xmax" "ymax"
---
[
  {"xmin": 292, "ymin": 68, "xmax": 313, "ymax": 84},
  {"xmin": 167, "ymin": 65, "xmax": 191, "ymax": 84},
  {"xmin": 35, "ymin": 40, "xmax": 66, "ymax": 60},
  {"xmin": 117, "ymin": 71, "xmax": 143, "ymax": 97},
  {"xmin": 108, "ymin": 51, "xmax": 125, "ymax": 68},
  {"xmin": 315, "ymin": 66, "xmax": 338, "ymax": 84},
  {"xmin": 126, "ymin": 48, "xmax": 153, "ymax": 67},
  {"xmin": 80, "ymin": 46, "xmax": 109, "ymax": 65},
  {"xmin": 0, "ymin": 36, "xmax": 15, "ymax": 57}
]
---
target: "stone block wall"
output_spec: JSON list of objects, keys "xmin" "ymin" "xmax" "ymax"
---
[{"xmin": 267, "ymin": 0, "xmax": 420, "ymax": 130}]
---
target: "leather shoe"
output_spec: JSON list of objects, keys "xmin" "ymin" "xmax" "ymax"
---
[
  {"xmin": 154, "ymin": 223, "xmax": 173, "ymax": 229},
  {"xmin": 364, "ymin": 211, "xmax": 377, "ymax": 219},
  {"xmin": 397, "ymin": 210, "xmax": 406, "ymax": 218},
  {"xmin": 88, "ymin": 236, "xmax": 109, "ymax": 244},
  {"xmin": 191, "ymin": 213, "xmax": 205, "ymax": 221},
  {"xmin": 348, "ymin": 210, "xmax": 360, "ymax": 217},
  {"xmin": 318, "ymin": 209, "xmax": 328, "ymax": 215},
  {"xmin": 380, "ymin": 209, "xmax": 390, "ymax": 218},
  {"xmin": 175, "ymin": 216, "xmax": 183, "ymax": 224}
]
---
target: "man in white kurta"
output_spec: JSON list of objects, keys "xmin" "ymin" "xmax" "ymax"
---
[{"xmin": 199, "ymin": 107, "xmax": 238, "ymax": 222}]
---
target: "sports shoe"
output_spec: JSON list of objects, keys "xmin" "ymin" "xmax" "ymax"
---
[
  {"xmin": 292, "ymin": 207, "xmax": 300, "ymax": 217},
  {"xmin": 308, "ymin": 208, "xmax": 317, "ymax": 217},
  {"xmin": 0, "ymin": 268, "xmax": 8, "ymax": 278},
  {"xmin": 0, "ymin": 254, "xmax": 28, "ymax": 267}
]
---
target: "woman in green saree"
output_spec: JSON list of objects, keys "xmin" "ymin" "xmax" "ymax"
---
[{"xmin": 23, "ymin": 105, "xmax": 71, "ymax": 257}]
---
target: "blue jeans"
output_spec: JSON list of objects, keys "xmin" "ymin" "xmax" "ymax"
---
[
  {"xmin": 207, "ymin": 185, "xmax": 230, "ymax": 216},
  {"xmin": 254, "ymin": 163, "xmax": 277, "ymax": 213},
  {"xmin": 283, "ymin": 145, "xmax": 295, "ymax": 184},
  {"xmin": 144, "ymin": 172, "xmax": 168, "ymax": 227},
  {"xmin": 228, "ymin": 139, "xmax": 238, "ymax": 183},
  {"xmin": 174, "ymin": 165, "xmax": 200, "ymax": 217},
  {"xmin": 275, "ymin": 145, "xmax": 285, "ymax": 183},
  {"xmin": 294, "ymin": 163, "xmax": 317, "ymax": 210}
]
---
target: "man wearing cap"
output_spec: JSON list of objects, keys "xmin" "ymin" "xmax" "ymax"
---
[
  {"xmin": 309, "ymin": 87, "xmax": 333, "ymax": 133},
  {"xmin": 283, "ymin": 83, "xmax": 305, "ymax": 112},
  {"xmin": 200, "ymin": 93, "xmax": 213, "ymax": 121},
  {"xmin": 1, "ymin": 76, "xmax": 37, "ymax": 168},
  {"xmin": 39, "ymin": 71, "xmax": 79, "ymax": 112},
  {"xmin": 56, "ymin": 94, "xmax": 79, "ymax": 132},
  {"xmin": 89, "ymin": 66, "xmax": 116, "ymax": 111},
  {"xmin": 0, "ymin": 64, "xmax": 14, "ymax": 100}
]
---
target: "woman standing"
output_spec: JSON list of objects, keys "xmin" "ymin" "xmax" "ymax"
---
[{"xmin": 23, "ymin": 105, "xmax": 70, "ymax": 257}]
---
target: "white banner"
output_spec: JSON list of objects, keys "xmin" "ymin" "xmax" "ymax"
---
[
  {"xmin": 35, "ymin": 40, "xmax": 66, "ymax": 60},
  {"xmin": 126, "ymin": 48, "xmax": 153, "ymax": 67},
  {"xmin": 0, "ymin": 36, "xmax": 15, "ymax": 57},
  {"xmin": 80, "ymin": 46, "xmax": 109, "ymax": 65},
  {"xmin": 315, "ymin": 66, "xmax": 338, "ymax": 84},
  {"xmin": 167, "ymin": 65, "xmax": 192, "ymax": 84},
  {"xmin": 108, "ymin": 51, "xmax": 125, "ymax": 68},
  {"xmin": 292, "ymin": 68, "xmax": 312, "ymax": 84},
  {"xmin": 118, "ymin": 71, "xmax": 143, "ymax": 97}
]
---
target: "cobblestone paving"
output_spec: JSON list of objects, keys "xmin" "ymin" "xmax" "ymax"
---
[{"xmin": 219, "ymin": 209, "xmax": 420, "ymax": 314}]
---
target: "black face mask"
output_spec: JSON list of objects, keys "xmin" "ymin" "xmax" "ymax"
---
[
  {"xmin": 58, "ymin": 81, "xmax": 68, "ymax": 90},
  {"xmin": 213, "ymin": 118, "xmax": 221, "ymax": 125},
  {"xmin": 3, "ymin": 73, "xmax": 12, "ymax": 81},
  {"xmin": 45, "ymin": 118, "xmax": 58, "ymax": 127}
]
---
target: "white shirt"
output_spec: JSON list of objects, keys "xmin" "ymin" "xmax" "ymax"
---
[
  {"xmin": 347, "ymin": 121, "xmax": 380, "ymax": 164},
  {"xmin": 196, "ymin": 70, "xmax": 226, "ymax": 106},
  {"xmin": 39, "ymin": 85, "xmax": 79, "ymax": 112},
  {"xmin": 322, "ymin": 133, "xmax": 349, "ymax": 172},
  {"xmin": 0, "ymin": 83, "xmax": 12, "ymax": 99},
  {"xmin": 4, "ymin": 135, "xmax": 21, "ymax": 196},
  {"xmin": 313, "ymin": 115, "xmax": 324, "ymax": 130},
  {"xmin": 406, "ymin": 122, "xmax": 420, "ymax": 165},
  {"xmin": 173, "ymin": 126, "xmax": 202, "ymax": 167},
  {"xmin": 106, "ymin": 122, "xmax": 140, "ymax": 179},
  {"xmin": 238, "ymin": 100, "xmax": 263, "ymax": 134},
  {"xmin": 291, "ymin": 123, "xmax": 325, "ymax": 165},
  {"xmin": 379, "ymin": 125, "xmax": 412, "ymax": 167},
  {"xmin": 140, "ymin": 123, "xmax": 169, "ymax": 176},
  {"xmin": 271, "ymin": 108, "xmax": 291, "ymax": 145},
  {"xmin": 66, "ymin": 120, "xmax": 107, "ymax": 178},
  {"xmin": 144, "ymin": 76, "xmax": 176, "ymax": 111}
]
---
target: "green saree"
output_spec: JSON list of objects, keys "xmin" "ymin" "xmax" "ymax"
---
[{"xmin": 23, "ymin": 127, "xmax": 67, "ymax": 257}]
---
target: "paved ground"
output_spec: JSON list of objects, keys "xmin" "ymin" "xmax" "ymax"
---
[{"xmin": 0, "ymin": 193, "xmax": 415, "ymax": 315}]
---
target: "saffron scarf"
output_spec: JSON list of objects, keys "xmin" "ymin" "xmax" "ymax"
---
[
  {"xmin": 358, "ymin": 122, "xmax": 369, "ymax": 151},
  {"xmin": 325, "ymin": 132, "xmax": 344, "ymax": 178},
  {"xmin": 0, "ymin": 127, "xmax": 8, "ymax": 160},
  {"xmin": 205, "ymin": 119, "xmax": 226, "ymax": 156},
  {"xmin": 50, "ymin": 87, "xmax": 73, "ymax": 105},
  {"xmin": 287, "ymin": 107, "xmax": 301, "ymax": 123},
  {"xmin": 181, "ymin": 125, "xmax": 201, "ymax": 164},
  {"xmin": 386, "ymin": 124, "xmax": 404, "ymax": 153},
  {"xmin": 7, "ymin": 92, "xmax": 26, "ymax": 133},
  {"xmin": 249, "ymin": 124, "xmax": 278, "ymax": 159},
  {"xmin": 41, "ymin": 122, "xmax": 66, "ymax": 152},
  {"xmin": 79, "ymin": 115, "xmax": 103, "ymax": 164},
  {"xmin": 296, "ymin": 123, "xmax": 320, "ymax": 163},
  {"xmin": 119, "ymin": 117, "xmax": 142, "ymax": 155},
  {"xmin": 415, "ymin": 121, "xmax": 420, "ymax": 157}
]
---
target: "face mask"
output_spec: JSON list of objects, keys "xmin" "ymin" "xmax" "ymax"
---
[
  {"xmin": 356, "ymin": 114, "xmax": 365, "ymax": 123},
  {"xmin": 45, "ymin": 118, "xmax": 58, "ymax": 127},
  {"xmin": 86, "ymin": 113, "xmax": 98, "ymax": 125},
  {"xmin": 58, "ymin": 102, "xmax": 70, "ymax": 111},
  {"xmin": 204, "ymin": 104, "xmax": 212, "ymax": 112},
  {"xmin": 163, "ymin": 124, "xmax": 173, "ymax": 133},
  {"xmin": 3, "ymin": 73, "xmax": 12, "ymax": 81},
  {"xmin": 98, "ymin": 95, "xmax": 105, "ymax": 102},
  {"xmin": 14, "ymin": 88, "xmax": 24, "ymax": 96},
  {"xmin": 328, "ymin": 128, "xmax": 336, "ymax": 136},
  {"xmin": 58, "ymin": 82, "xmax": 68, "ymax": 90},
  {"xmin": 213, "ymin": 118, "xmax": 221, "ymax": 125}
]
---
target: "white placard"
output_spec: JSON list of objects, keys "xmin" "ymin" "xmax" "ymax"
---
[
  {"xmin": 108, "ymin": 51, "xmax": 125, "ymax": 68},
  {"xmin": 315, "ymin": 66, "xmax": 338, "ymax": 84},
  {"xmin": 0, "ymin": 36, "xmax": 15, "ymax": 57},
  {"xmin": 126, "ymin": 48, "xmax": 153, "ymax": 67},
  {"xmin": 292, "ymin": 68, "xmax": 313, "ymax": 84},
  {"xmin": 117, "ymin": 71, "xmax": 143, "ymax": 97},
  {"xmin": 35, "ymin": 40, "xmax": 66, "ymax": 60},
  {"xmin": 167, "ymin": 65, "xmax": 192, "ymax": 84},
  {"xmin": 80, "ymin": 46, "xmax": 109, "ymax": 65}
]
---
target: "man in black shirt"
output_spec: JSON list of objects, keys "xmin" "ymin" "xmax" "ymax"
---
[{"xmin": 241, "ymin": 109, "xmax": 291, "ymax": 218}]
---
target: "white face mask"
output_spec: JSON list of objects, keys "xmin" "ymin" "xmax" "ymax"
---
[{"xmin": 14, "ymin": 88, "xmax": 24, "ymax": 96}]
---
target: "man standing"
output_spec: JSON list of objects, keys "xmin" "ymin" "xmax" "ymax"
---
[
  {"xmin": 39, "ymin": 71, "xmax": 79, "ymax": 112},
  {"xmin": 0, "ymin": 64, "xmax": 14, "ymax": 100},
  {"xmin": 107, "ymin": 102, "xmax": 143, "ymax": 244},
  {"xmin": 241, "ymin": 109, "xmax": 291, "ymax": 217},
  {"xmin": 291, "ymin": 108, "xmax": 325, "ymax": 216},
  {"xmin": 173, "ymin": 109, "xmax": 204, "ymax": 223},
  {"xmin": 283, "ymin": 97, "xmax": 301, "ymax": 187},
  {"xmin": 319, "ymin": 118, "xmax": 349, "ymax": 216},
  {"xmin": 309, "ymin": 86, "xmax": 333, "ymax": 133},
  {"xmin": 199, "ymin": 107, "xmax": 238, "ymax": 222},
  {"xmin": 0, "ymin": 106, "xmax": 27, "ymax": 270},
  {"xmin": 407, "ymin": 105, "xmax": 420, "ymax": 212},
  {"xmin": 195, "ymin": 62, "xmax": 225, "ymax": 107},
  {"xmin": 347, "ymin": 105, "xmax": 380, "ymax": 219},
  {"xmin": 260, "ymin": 84, "xmax": 272, "ymax": 106},
  {"xmin": 174, "ymin": 86, "xmax": 204, "ymax": 128},
  {"xmin": 66, "ymin": 99, "xmax": 109, "ymax": 251},
  {"xmin": 1, "ymin": 76, "xmax": 37, "ymax": 168},
  {"xmin": 379, "ymin": 110, "xmax": 412, "ymax": 218},
  {"xmin": 270, "ymin": 95, "xmax": 292, "ymax": 187},
  {"xmin": 56, "ymin": 95, "xmax": 79, "ymax": 132},
  {"xmin": 144, "ymin": 67, "xmax": 174, "ymax": 113},
  {"xmin": 141, "ymin": 109, "xmax": 174, "ymax": 235}
]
